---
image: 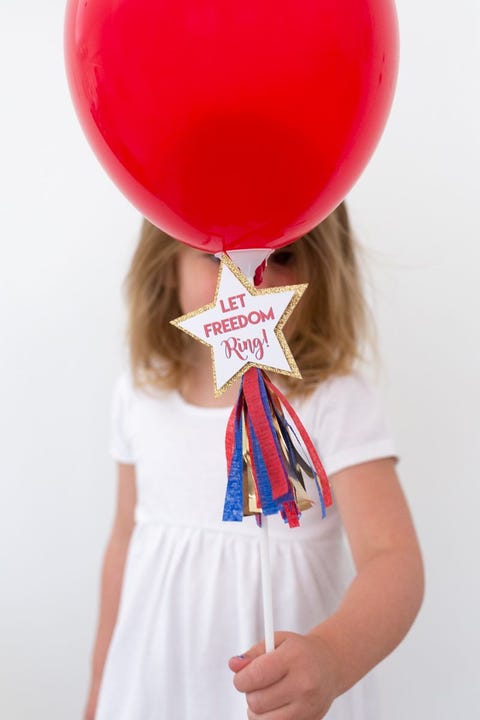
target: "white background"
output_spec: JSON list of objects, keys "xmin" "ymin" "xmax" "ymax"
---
[{"xmin": 1, "ymin": 1, "xmax": 479, "ymax": 717}]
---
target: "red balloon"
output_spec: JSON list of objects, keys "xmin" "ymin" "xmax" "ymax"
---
[{"xmin": 65, "ymin": 0, "xmax": 398, "ymax": 252}]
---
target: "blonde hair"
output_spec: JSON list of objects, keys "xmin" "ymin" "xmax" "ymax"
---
[{"xmin": 124, "ymin": 202, "xmax": 372, "ymax": 397}]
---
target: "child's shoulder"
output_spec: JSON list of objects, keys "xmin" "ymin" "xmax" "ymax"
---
[
  {"xmin": 300, "ymin": 370, "xmax": 383, "ymax": 412},
  {"xmin": 323, "ymin": 370, "xmax": 384, "ymax": 408},
  {"xmin": 112, "ymin": 364, "xmax": 174, "ymax": 405},
  {"xmin": 297, "ymin": 371, "xmax": 396, "ymax": 476}
]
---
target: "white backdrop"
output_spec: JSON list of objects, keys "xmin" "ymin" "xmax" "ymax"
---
[{"xmin": 1, "ymin": 1, "xmax": 479, "ymax": 717}]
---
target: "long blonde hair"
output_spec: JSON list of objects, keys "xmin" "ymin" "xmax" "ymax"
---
[{"xmin": 124, "ymin": 202, "xmax": 372, "ymax": 396}]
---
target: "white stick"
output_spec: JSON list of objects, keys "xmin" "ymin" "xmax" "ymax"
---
[
  {"xmin": 260, "ymin": 515, "xmax": 275, "ymax": 653},
  {"xmin": 224, "ymin": 250, "xmax": 275, "ymax": 654}
]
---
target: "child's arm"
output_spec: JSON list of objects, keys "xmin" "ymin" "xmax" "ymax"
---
[
  {"xmin": 229, "ymin": 457, "xmax": 424, "ymax": 719},
  {"xmin": 83, "ymin": 463, "xmax": 137, "ymax": 720}
]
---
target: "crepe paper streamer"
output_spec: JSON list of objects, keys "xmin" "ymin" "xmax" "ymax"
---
[
  {"xmin": 223, "ymin": 367, "xmax": 332, "ymax": 527},
  {"xmin": 263, "ymin": 374, "xmax": 332, "ymax": 511}
]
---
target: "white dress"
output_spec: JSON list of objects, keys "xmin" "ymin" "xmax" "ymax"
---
[{"xmin": 95, "ymin": 370, "xmax": 396, "ymax": 720}]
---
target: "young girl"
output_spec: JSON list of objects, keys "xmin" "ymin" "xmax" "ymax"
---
[{"xmin": 85, "ymin": 203, "xmax": 424, "ymax": 720}]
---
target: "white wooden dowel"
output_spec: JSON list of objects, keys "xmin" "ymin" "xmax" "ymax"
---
[
  {"xmin": 260, "ymin": 515, "xmax": 275, "ymax": 653},
  {"xmin": 225, "ymin": 253, "xmax": 275, "ymax": 655}
]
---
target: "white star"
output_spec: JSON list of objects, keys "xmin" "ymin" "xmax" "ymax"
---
[{"xmin": 171, "ymin": 254, "xmax": 307, "ymax": 395}]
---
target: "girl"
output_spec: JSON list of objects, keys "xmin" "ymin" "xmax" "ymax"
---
[{"xmin": 85, "ymin": 203, "xmax": 424, "ymax": 720}]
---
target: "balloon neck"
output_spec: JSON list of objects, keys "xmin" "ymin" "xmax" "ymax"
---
[{"xmin": 223, "ymin": 249, "xmax": 273, "ymax": 283}]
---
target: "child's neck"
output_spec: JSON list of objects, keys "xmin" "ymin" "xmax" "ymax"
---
[{"xmin": 179, "ymin": 351, "xmax": 240, "ymax": 408}]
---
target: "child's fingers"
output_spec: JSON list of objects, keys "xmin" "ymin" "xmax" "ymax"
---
[
  {"xmin": 245, "ymin": 675, "xmax": 293, "ymax": 716},
  {"xmin": 228, "ymin": 655, "xmax": 253, "ymax": 673},
  {"xmin": 228, "ymin": 638, "xmax": 266, "ymax": 672},
  {"xmin": 233, "ymin": 649, "xmax": 288, "ymax": 694}
]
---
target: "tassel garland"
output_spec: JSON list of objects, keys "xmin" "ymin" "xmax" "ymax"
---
[{"xmin": 223, "ymin": 367, "xmax": 332, "ymax": 528}]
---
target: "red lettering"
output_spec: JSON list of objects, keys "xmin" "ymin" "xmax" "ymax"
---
[
  {"xmin": 208, "ymin": 305, "xmax": 275, "ymax": 337},
  {"xmin": 221, "ymin": 335, "xmax": 266, "ymax": 361},
  {"xmin": 261, "ymin": 307, "xmax": 274, "ymax": 321},
  {"xmin": 219, "ymin": 294, "xmax": 248, "ymax": 313}
]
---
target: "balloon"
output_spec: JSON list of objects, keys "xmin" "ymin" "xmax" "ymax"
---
[{"xmin": 64, "ymin": 0, "xmax": 398, "ymax": 252}]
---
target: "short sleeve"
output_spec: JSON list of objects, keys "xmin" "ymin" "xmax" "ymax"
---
[
  {"xmin": 109, "ymin": 371, "xmax": 136, "ymax": 464},
  {"xmin": 312, "ymin": 373, "xmax": 397, "ymax": 476}
]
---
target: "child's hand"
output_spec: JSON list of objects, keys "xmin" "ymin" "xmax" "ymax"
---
[{"xmin": 228, "ymin": 631, "xmax": 340, "ymax": 719}]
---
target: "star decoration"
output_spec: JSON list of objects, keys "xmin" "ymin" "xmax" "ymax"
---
[{"xmin": 171, "ymin": 253, "xmax": 307, "ymax": 396}]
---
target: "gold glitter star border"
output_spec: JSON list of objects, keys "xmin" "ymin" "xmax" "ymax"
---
[{"xmin": 170, "ymin": 253, "xmax": 307, "ymax": 396}]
